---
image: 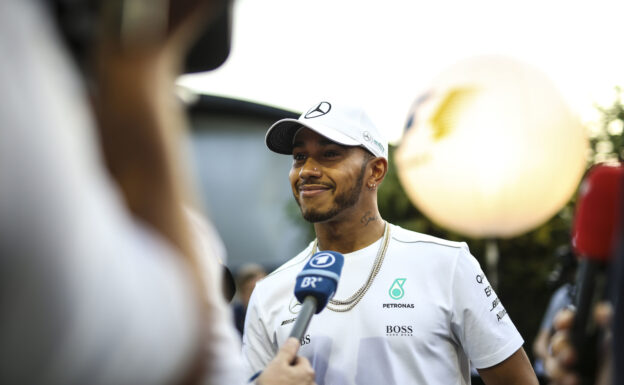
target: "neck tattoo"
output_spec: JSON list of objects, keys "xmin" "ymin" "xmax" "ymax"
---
[{"xmin": 360, "ymin": 211, "xmax": 376, "ymax": 227}]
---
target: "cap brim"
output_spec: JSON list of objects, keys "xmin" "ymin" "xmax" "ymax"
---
[
  {"xmin": 265, "ymin": 119, "xmax": 360, "ymax": 155},
  {"xmin": 265, "ymin": 119, "xmax": 303, "ymax": 155}
]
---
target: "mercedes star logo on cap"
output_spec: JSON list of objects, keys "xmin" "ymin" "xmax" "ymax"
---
[{"xmin": 304, "ymin": 101, "xmax": 332, "ymax": 119}]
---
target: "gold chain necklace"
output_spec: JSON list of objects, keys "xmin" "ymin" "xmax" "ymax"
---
[{"xmin": 307, "ymin": 222, "xmax": 391, "ymax": 312}]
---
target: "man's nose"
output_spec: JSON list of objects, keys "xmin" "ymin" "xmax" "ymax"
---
[{"xmin": 299, "ymin": 159, "xmax": 322, "ymax": 179}]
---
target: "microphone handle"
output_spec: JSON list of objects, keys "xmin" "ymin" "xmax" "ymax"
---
[
  {"xmin": 248, "ymin": 297, "xmax": 319, "ymax": 382},
  {"xmin": 289, "ymin": 296, "xmax": 318, "ymax": 341},
  {"xmin": 571, "ymin": 260, "xmax": 607, "ymax": 384}
]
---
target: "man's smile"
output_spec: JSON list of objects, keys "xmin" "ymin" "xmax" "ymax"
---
[{"xmin": 298, "ymin": 184, "xmax": 331, "ymax": 198}]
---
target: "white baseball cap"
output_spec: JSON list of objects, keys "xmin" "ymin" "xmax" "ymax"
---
[{"xmin": 265, "ymin": 101, "xmax": 388, "ymax": 160}]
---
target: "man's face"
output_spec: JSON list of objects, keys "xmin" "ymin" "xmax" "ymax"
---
[{"xmin": 289, "ymin": 128, "xmax": 369, "ymax": 223}]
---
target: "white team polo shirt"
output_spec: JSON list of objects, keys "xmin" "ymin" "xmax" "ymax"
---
[{"xmin": 242, "ymin": 224, "xmax": 524, "ymax": 385}]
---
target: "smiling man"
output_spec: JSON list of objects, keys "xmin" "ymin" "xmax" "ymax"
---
[{"xmin": 242, "ymin": 100, "xmax": 539, "ymax": 385}]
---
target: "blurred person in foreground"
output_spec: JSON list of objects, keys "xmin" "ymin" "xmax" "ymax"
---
[
  {"xmin": 242, "ymin": 100, "xmax": 539, "ymax": 385},
  {"xmin": 544, "ymin": 162, "xmax": 623, "ymax": 385},
  {"xmin": 545, "ymin": 304, "xmax": 614, "ymax": 385},
  {"xmin": 0, "ymin": 0, "xmax": 314, "ymax": 384},
  {"xmin": 546, "ymin": 237, "xmax": 623, "ymax": 382},
  {"xmin": 233, "ymin": 264, "xmax": 268, "ymax": 335},
  {"xmin": 533, "ymin": 245, "xmax": 578, "ymax": 378}
]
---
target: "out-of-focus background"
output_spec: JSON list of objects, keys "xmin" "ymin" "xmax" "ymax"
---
[{"xmin": 177, "ymin": 0, "xmax": 623, "ymax": 382}]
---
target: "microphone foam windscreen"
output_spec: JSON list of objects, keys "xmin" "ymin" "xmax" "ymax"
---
[
  {"xmin": 294, "ymin": 251, "xmax": 345, "ymax": 313},
  {"xmin": 572, "ymin": 163, "xmax": 624, "ymax": 261}
]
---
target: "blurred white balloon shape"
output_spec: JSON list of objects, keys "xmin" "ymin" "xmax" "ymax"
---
[{"xmin": 396, "ymin": 55, "xmax": 588, "ymax": 238}]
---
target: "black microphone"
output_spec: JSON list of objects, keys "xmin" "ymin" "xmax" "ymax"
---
[{"xmin": 289, "ymin": 251, "xmax": 345, "ymax": 342}]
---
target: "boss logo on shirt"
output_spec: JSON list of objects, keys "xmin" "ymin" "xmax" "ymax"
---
[{"xmin": 385, "ymin": 325, "xmax": 413, "ymax": 337}]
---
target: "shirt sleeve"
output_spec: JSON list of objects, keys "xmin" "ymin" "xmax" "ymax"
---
[
  {"xmin": 241, "ymin": 284, "xmax": 279, "ymax": 379},
  {"xmin": 449, "ymin": 245, "xmax": 525, "ymax": 369}
]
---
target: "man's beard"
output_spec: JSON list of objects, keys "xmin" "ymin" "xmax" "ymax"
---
[{"xmin": 296, "ymin": 161, "xmax": 367, "ymax": 223}]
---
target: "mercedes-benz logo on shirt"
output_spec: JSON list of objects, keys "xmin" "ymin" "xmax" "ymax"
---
[
  {"xmin": 288, "ymin": 297, "xmax": 302, "ymax": 314},
  {"xmin": 304, "ymin": 102, "xmax": 331, "ymax": 119}
]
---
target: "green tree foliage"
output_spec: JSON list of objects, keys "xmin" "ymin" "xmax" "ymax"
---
[{"xmin": 588, "ymin": 86, "xmax": 624, "ymax": 163}]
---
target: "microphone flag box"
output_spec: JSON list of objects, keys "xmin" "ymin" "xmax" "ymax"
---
[{"xmin": 294, "ymin": 251, "xmax": 344, "ymax": 313}]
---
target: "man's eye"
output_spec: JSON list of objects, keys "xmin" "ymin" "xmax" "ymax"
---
[
  {"xmin": 293, "ymin": 153, "xmax": 306, "ymax": 161},
  {"xmin": 324, "ymin": 150, "xmax": 339, "ymax": 158}
]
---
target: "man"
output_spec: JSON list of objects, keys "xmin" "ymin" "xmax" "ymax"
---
[{"xmin": 242, "ymin": 100, "xmax": 539, "ymax": 385}]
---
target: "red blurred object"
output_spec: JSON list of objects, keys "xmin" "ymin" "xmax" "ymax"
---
[
  {"xmin": 572, "ymin": 163, "xmax": 624, "ymax": 262},
  {"xmin": 570, "ymin": 163, "xmax": 623, "ymax": 383}
]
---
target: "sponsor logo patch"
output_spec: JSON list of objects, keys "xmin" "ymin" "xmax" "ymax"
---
[
  {"xmin": 385, "ymin": 325, "xmax": 413, "ymax": 337},
  {"xmin": 288, "ymin": 296, "xmax": 302, "ymax": 314},
  {"xmin": 382, "ymin": 303, "xmax": 415, "ymax": 309},
  {"xmin": 281, "ymin": 318, "xmax": 297, "ymax": 326},
  {"xmin": 389, "ymin": 278, "xmax": 406, "ymax": 300},
  {"xmin": 304, "ymin": 102, "xmax": 331, "ymax": 119}
]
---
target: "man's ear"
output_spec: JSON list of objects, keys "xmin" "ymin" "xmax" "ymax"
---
[{"xmin": 369, "ymin": 157, "xmax": 388, "ymax": 187}]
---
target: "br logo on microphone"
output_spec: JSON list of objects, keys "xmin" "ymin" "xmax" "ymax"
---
[
  {"xmin": 309, "ymin": 252, "xmax": 336, "ymax": 268},
  {"xmin": 301, "ymin": 276, "xmax": 323, "ymax": 288}
]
